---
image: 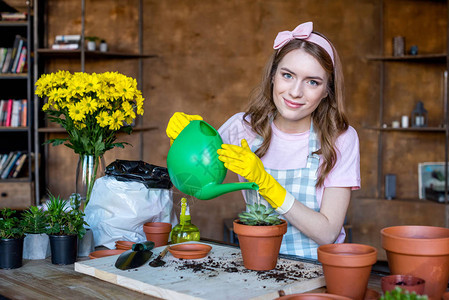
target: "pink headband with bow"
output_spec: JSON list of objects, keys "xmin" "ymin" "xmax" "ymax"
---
[{"xmin": 273, "ymin": 22, "xmax": 334, "ymax": 65}]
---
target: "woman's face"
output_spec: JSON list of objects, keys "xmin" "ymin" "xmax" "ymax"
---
[{"xmin": 272, "ymin": 48, "xmax": 329, "ymax": 133}]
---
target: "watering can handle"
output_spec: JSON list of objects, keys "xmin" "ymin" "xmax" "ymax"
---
[{"xmin": 132, "ymin": 241, "xmax": 155, "ymax": 251}]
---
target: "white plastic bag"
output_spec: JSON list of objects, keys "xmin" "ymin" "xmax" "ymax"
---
[{"xmin": 85, "ymin": 176, "xmax": 177, "ymax": 249}]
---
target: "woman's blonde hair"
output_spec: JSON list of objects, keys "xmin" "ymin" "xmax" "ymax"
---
[{"xmin": 243, "ymin": 34, "xmax": 348, "ymax": 187}]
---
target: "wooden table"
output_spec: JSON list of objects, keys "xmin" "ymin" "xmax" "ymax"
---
[{"xmin": 0, "ymin": 242, "xmax": 384, "ymax": 300}]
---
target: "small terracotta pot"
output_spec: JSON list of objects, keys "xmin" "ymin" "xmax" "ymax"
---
[
  {"xmin": 381, "ymin": 225, "xmax": 449, "ymax": 300},
  {"xmin": 233, "ymin": 219, "xmax": 287, "ymax": 271},
  {"xmin": 317, "ymin": 243, "xmax": 377, "ymax": 300},
  {"xmin": 381, "ymin": 274, "xmax": 425, "ymax": 295},
  {"xmin": 143, "ymin": 222, "xmax": 172, "ymax": 247},
  {"xmin": 276, "ymin": 293, "xmax": 351, "ymax": 299},
  {"xmin": 115, "ymin": 240, "xmax": 135, "ymax": 250}
]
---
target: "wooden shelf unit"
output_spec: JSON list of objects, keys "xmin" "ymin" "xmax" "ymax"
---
[
  {"xmin": 350, "ymin": 0, "xmax": 449, "ymax": 260},
  {"xmin": 32, "ymin": 0, "xmax": 156, "ymax": 203},
  {"xmin": 0, "ymin": 2, "xmax": 35, "ymax": 209}
]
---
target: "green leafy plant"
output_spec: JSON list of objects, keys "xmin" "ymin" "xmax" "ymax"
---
[
  {"xmin": 238, "ymin": 203, "xmax": 282, "ymax": 226},
  {"xmin": 0, "ymin": 208, "xmax": 24, "ymax": 239},
  {"xmin": 380, "ymin": 287, "xmax": 428, "ymax": 300},
  {"xmin": 85, "ymin": 36, "xmax": 99, "ymax": 42},
  {"xmin": 45, "ymin": 192, "xmax": 87, "ymax": 239},
  {"xmin": 21, "ymin": 206, "xmax": 48, "ymax": 234}
]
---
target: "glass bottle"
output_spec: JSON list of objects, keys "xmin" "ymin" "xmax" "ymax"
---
[{"xmin": 171, "ymin": 198, "xmax": 200, "ymax": 243}]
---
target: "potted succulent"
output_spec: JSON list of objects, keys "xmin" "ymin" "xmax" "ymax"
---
[
  {"xmin": 0, "ymin": 208, "xmax": 25, "ymax": 269},
  {"xmin": 21, "ymin": 206, "xmax": 50, "ymax": 260},
  {"xmin": 380, "ymin": 287, "xmax": 428, "ymax": 300},
  {"xmin": 85, "ymin": 36, "xmax": 98, "ymax": 51},
  {"xmin": 233, "ymin": 203, "xmax": 287, "ymax": 271},
  {"xmin": 46, "ymin": 192, "xmax": 87, "ymax": 265}
]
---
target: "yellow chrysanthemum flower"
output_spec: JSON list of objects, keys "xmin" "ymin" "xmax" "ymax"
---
[
  {"xmin": 96, "ymin": 111, "xmax": 110, "ymax": 128},
  {"xmin": 80, "ymin": 96, "xmax": 99, "ymax": 115},
  {"xmin": 68, "ymin": 102, "xmax": 86, "ymax": 122},
  {"xmin": 109, "ymin": 110, "xmax": 125, "ymax": 131}
]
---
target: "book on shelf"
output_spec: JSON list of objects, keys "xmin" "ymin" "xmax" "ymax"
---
[
  {"xmin": 1, "ymin": 48, "xmax": 12, "ymax": 73},
  {"xmin": 0, "ymin": 99, "xmax": 27, "ymax": 127},
  {"xmin": 0, "ymin": 12, "xmax": 27, "ymax": 21},
  {"xmin": 10, "ymin": 37, "xmax": 23, "ymax": 72},
  {"xmin": 54, "ymin": 34, "xmax": 81, "ymax": 44},
  {"xmin": 1, "ymin": 35, "xmax": 26, "ymax": 73},
  {"xmin": 0, "ymin": 48, "xmax": 8, "ymax": 71},
  {"xmin": 52, "ymin": 34, "xmax": 81, "ymax": 50},
  {"xmin": 5, "ymin": 99, "xmax": 12, "ymax": 127},
  {"xmin": 15, "ymin": 46, "xmax": 27, "ymax": 73},
  {"xmin": 0, "ymin": 152, "xmax": 11, "ymax": 171},
  {"xmin": 0, "ymin": 151, "xmax": 21, "ymax": 179},
  {"xmin": 51, "ymin": 43, "xmax": 80, "ymax": 50},
  {"xmin": 20, "ymin": 99, "xmax": 27, "ymax": 127},
  {"xmin": 10, "ymin": 153, "xmax": 27, "ymax": 178},
  {"xmin": 0, "ymin": 151, "xmax": 24, "ymax": 179}
]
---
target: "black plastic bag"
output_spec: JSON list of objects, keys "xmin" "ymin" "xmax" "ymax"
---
[{"xmin": 105, "ymin": 160, "xmax": 172, "ymax": 189}]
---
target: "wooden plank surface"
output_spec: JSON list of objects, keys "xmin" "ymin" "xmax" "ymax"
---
[
  {"xmin": 75, "ymin": 242, "xmax": 325, "ymax": 300},
  {"xmin": 0, "ymin": 258, "xmax": 157, "ymax": 299}
]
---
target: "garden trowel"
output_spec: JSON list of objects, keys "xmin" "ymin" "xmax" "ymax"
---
[{"xmin": 115, "ymin": 241, "xmax": 154, "ymax": 270}]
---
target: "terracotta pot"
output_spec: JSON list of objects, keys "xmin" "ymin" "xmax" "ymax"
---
[
  {"xmin": 143, "ymin": 222, "xmax": 172, "ymax": 247},
  {"xmin": 115, "ymin": 240, "xmax": 135, "ymax": 250},
  {"xmin": 233, "ymin": 219, "xmax": 287, "ymax": 271},
  {"xmin": 381, "ymin": 225, "xmax": 449, "ymax": 300},
  {"xmin": 381, "ymin": 274, "xmax": 425, "ymax": 295},
  {"xmin": 276, "ymin": 293, "xmax": 351, "ymax": 299},
  {"xmin": 317, "ymin": 243, "xmax": 377, "ymax": 300}
]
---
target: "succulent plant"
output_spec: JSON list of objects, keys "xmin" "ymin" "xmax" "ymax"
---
[
  {"xmin": 380, "ymin": 287, "xmax": 428, "ymax": 300},
  {"xmin": 238, "ymin": 203, "xmax": 282, "ymax": 226}
]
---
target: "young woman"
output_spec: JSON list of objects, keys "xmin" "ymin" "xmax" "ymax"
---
[{"xmin": 166, "ymin": 22, "xmax": 360, "ymax": 259}]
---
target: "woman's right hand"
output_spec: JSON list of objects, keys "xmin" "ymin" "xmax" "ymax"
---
[{"xmin": 166, "ymin": 112, "xmax": 203, "ymax": 145}]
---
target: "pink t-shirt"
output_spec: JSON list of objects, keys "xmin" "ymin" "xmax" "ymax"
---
[{"xmin": 219, "ymin": 113, "xmax": 361, "ymax": 242}]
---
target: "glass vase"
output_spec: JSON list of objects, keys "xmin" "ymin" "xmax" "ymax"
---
[{"xmin": 75, "ymin": 154, "xmax": 105, "ymax": 209}]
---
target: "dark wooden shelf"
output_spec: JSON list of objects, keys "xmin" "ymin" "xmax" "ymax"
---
[
  {"xmin": 0, "ymin": 126, "xmax": 29, "ymax": 132},
  {"xmin": 365, "ymin": 126, "xmax": 446, "ymax": 132},
  {"xmin": 36, "ymin": 48, "xmax": 157, "ymax": 59},
  {"xmin": 38, "ymin": 125, "xmax": 158, "ymax": 133},
  {"xmin": 0, "ymin": 20, "xmax": 28, "ymax": 27},
  {"xmin": 358, "ymin": 197, "xmax": 447, "ymax": 204},
  {"xmin": 366, "ymin": 53, "xmax": 446, "ymax": 62},
  {"xmin": 0, "ymin": 73, "xmax": 28, "ymax": 79},
  {"xmin": 0, "ymin": 177, "xmax": 32, "ymax": 183}
]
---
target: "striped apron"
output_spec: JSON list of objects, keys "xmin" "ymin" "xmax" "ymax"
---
[{"xmin": 244, "ymin": 122, "xmax": 321, "ymax": 259}]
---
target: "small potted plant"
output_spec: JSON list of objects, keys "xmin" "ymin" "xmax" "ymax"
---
[
  {"xmin": 0, "ymin": 208, "xmax": 25, "ymax": 269},
  {"xmin": 85, "ymin": 36, "xmax": 98, "ymax": 51},
  {"xmin": 233, "ymin": 203, "xmax": 287, "ymax": 271},
  {"xmin": 46, "ymin": 192, "xmax": 87, "ymax": 265},
  {"xmin": 21, "ymin": 206, "xmax": 50, "ymax": 260}
]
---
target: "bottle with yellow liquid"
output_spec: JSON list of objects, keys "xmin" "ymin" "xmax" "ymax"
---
[{"xmin": 171, "ymin": 198, "xmax": 200, "ymax": 243}]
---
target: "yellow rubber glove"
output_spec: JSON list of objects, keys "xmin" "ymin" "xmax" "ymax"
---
[
  {"xmin": 217, "ymin": 139, "xmax": 295, "ymax": 213},
  {"xmin": 166, "ymin": 112, "xmax": 203, "ymax": 145}
]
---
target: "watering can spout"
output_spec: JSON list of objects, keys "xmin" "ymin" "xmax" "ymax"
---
[{"xmin": 195, "ymin": 182, "xmax": 259, "ymax": 200}]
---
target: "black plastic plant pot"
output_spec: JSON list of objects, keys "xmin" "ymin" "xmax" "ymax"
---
[
  {"xmin": 0, "ymin": 237, "xmax": 24, "ymax": 269},
  {"xmin": 49, "ymin": 234, "xmax": 78, "ymax": 265}
]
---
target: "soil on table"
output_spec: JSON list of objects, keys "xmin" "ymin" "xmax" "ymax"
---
[{"xmin": 171, "ymin": 251, "xmax": 323, "ymax": 283}]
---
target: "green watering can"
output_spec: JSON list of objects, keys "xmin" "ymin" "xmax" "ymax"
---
[{"xmin": 167, "ymin": 120, "xmax": 259, "ymax": 200}]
